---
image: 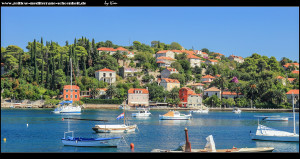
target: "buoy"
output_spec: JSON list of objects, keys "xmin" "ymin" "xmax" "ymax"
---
[
  {"xmin": 26, "ymin": 123, "xmax": 29, "ymax": 127},
  {"xmin": 130, "ymin": 143, "xmax": 134, "ymax": 151},
  {"xmin": 62, "ymin": 118, "xmax": 64, "ymax": 121},
  {"xmin": 3, "ymin": 138, "xmax": 6, "ymax": 143}
]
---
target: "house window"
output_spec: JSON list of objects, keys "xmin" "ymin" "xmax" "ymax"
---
[
  {"xmin": 215, "ymin": 93, "xmax": 217, "ymax": 95},
  {"xmin": 66, "ymin": 95, "xmax": 68, "ymax": 98},
  {"xmin": 103, "ymin": 73, "xmax": 106, "ymax": 77},
  {"xmin": 66, "ymin": 89, "xmax": 68, "ymax": 92},
  {"xmin": 71, "ymin": 95, "xmax": 73, "ymax": 99},
  {"xmin": 75, "ymin": 95, "xmax": 77, "ymax": 98},
  {"xmin": 110, "ymin": 73, "xmax": 112, "ymax": 77},
  {"xmin": 75, "ymin": 90, "xmax": 77, "ymax": 92}
]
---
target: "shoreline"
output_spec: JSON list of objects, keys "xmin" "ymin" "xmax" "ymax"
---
[{"xmin": 1, "ymin": 103, "xmax": 298, "ymax": 112}]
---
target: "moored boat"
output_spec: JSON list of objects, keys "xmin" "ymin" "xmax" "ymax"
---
[
  {"xmin": 233, "ymin": 108, "xmax": 241, "ymax": 114},
  {"xmin": 159, "ymin": 111, "xmax": 192, "ymax": 120},
  {"xmin": 132, "ymin": 108, "xmax": 151, "ymax": 117},
  {"xmin": 61, "ymin": 136, "xmax": 122, "ymax": 147}
]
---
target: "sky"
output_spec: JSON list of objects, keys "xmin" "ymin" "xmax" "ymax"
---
[{"xmin": 1, "ymin": 7, "xmax": 299, "ymax": 62}]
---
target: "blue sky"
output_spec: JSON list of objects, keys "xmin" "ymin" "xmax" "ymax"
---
[{"xmin": 1, "ymin": 7, "xmax": 299, "ymax": 62}]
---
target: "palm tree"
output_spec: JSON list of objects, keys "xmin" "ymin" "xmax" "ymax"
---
[
  {"xmin": 247, "ymin": 81, "xmax": 258, "ymax": 108},
  {"xmin": 106, "ymin": 85, "xmax": 117, "ymax": 99},
  {"xmin": 211, "ymin": 76, "xmax": 228, "ymax": 99}
]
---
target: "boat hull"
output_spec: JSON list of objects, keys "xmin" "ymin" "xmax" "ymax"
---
[
  {"xmin": 251, "ymin": 134, "xmax": 299, "ymax": 142},
  {"xmin": 132, "ymin": 113, "xmax": 151, "ymax": 117},
  {"xmin": 159, "ymin": 115, "xmax": 191, "ymax": 120},
  {"xmin": 92, "ymin": 124, "xmax": 137, "ymax": 133},
  {"xmin": 264, "ymin": 117, "xmax": 289, "ymax": 121},
  {"xmin": 61, "ymin": 137, "xmax": 121, "ymax": 147}
]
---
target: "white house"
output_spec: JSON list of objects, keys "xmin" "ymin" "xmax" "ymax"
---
[
  {"xmin": 187, "ymin": 54, "xmax": 201, "ymax": 68},
  {"xmin": 156, "ymin": 50, "xmax": 175, "ymax": 59},
  {"xmin": 95, "ymin": 68, "xmax": 116, "ymax": 84},
  {"xmin": 161, "ymin": 67, "xmax": 179, "ymax": 78},
  {"xmin": 204, "ymin": 87, "xmax": 221, "ymax": 99}
]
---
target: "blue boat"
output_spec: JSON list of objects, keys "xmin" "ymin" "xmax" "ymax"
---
[{"xmin": 61, "ymin": 136, "xmax": 122, "ymax": 147}]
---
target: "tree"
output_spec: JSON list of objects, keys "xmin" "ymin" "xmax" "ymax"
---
[
  {"xmin": 170, "ymin": 42, "xmax": 182, "ymax": 50},
  {"xmin": 113, "ymin": 50, "xmax": 123, "ymax": 64},
  {"xmin": 106, "ymin": 85, "xmax": 118, "ymax": 99},
  {"xmin": 211, "ymin": 76, "xmax": 228, "ymax": 99}
]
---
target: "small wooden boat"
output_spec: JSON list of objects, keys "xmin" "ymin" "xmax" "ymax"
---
[
  {"xmin": 159, "ymin": 111, "xmax": 192, "ymax": 120},
  {"xmin": 132, "ymin": 108, "xmax": 151, "ymax": 117},
  {"xmin": 61, "ymin": 118, "xmax": 122, "ymax": 147}
]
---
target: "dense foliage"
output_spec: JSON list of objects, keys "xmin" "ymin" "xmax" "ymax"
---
[{"xmin": 1, "ymin": 37, "xmax": 298, "ymax": 108}]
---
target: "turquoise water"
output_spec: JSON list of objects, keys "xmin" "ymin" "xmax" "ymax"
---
[{"xmin": 1, "ymin": 108, "xmax": 299, "ymax": 152}]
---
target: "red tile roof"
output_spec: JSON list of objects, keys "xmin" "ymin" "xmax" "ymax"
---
[
  {"xmin": 204, "ymin": 87, "xmax": 221, "ymax": 92},
  {"xmin": 292, "ymin": 70, "xmax": 299, "ymax": 74},
  {"xmin": 287, "ymin": 78, "xmax": 296, "ymax": 82},
  {"xmin": 222, "ymin": 91, "xmax": 242, "ymax": 95},
  {"xmin": 97, "ymin": 47, "xmax": 117, "ymax": 51},
  {"xmin": 286, "ymin": 89, "xmax": 299, "ymax": 95},
  {"xmin": 116, "ymin": 47, "xmax": 128, "ymax": 51},
  {"xmin": 207, "ymin": 59, "xmax": 219, "ymax": 62},
  {"xmin": 191, "ymin": 83, "xmax": 205, "ymax": 86},
  {"xmin": 283, "ymin": 63, "xmax": 299, "ymax": 68},
  {"xmin": 202, "ymin": 75, "xmax": 215, "ymax": 79},
  {"xmin": 187, "ymin": 54, "xmax": 200, "ymax": 59},
  {"xmin": 128, "ymin": 88, "xmax": 149, "ymax": 94},
  {"xmin": 166, "ymin": 67, "xmax": 178, "ymax": 72},
  {"xmin": 157, "ymin": 56, "xmax": 175, "ymax": 60},
  {"xmin": 95, "ymin": 68, "xmax": 115, "ymax": 72},
  {"xmin": 276, "ymin": 76, "xmax": 285, "ymax": 79},
  {"xmin": 157, "ymin": 50, "xmax": 173, "ymax": 54},
  {"xmin": 161, "ymin": 78, "xmax": 180, "ymax": 83},
  {"xmin": 63, "ymin": 85, "xmax": 80, "ymax": 90},
  {"xmin": 156, "ymin": 61, "xmax": 166, "ymax": 63}
]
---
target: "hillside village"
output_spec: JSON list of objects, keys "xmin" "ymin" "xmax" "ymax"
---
[{"xmin": 1, "ymin": 38, "xmax": 299, "ymax": 109}]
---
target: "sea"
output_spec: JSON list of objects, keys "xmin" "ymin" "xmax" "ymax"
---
[{"xmin": 1, "ymin": 108, "xmax": 299, "ymax": 153}]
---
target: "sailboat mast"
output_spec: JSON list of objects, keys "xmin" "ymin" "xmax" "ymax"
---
[
  {"xmin": 123, "ymin": 102, "xmax": 125, "ymax": 125},
  {"xmin": 292, "ymin": 93, "xmax": 296, "ymax": 135}
]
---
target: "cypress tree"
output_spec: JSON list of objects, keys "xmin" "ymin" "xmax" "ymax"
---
[
  {"xmin": 33, "ymin": 39, "xmax": 39, "ymax": 84},
  {"xmin": 18, "ymin": 50, "xmax": 23, "ymax": 78},
  {"xmin": 41, "ymin": 37, "xmax": 44, "ymax": 84}
]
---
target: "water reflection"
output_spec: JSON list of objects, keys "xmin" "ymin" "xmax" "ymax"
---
[{"xmin": 159, "ymin": 119, "xmax": 192, "ymax": 126}]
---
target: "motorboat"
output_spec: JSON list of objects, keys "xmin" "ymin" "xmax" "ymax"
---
[
  {"xmin": 159, "ymin": 111, "xmax": 192, "ymax": 120},
  {"xmin": 250, "ymin": 93, "xmax": 299, "ymax": 142},
  {"xmin": 190, "ymin": 109, "xmax": 209, "ymax": 114},
  {"xmin": 254, "ymin": 115, "xmax": 289, "ymax": 121},
  {"xmin": 132, "ymin": 108, "xmax": 151, "ymax": 117},
  {"xmin": 233, "ymin": 108, "xmax": 241, "ymax": 114}
]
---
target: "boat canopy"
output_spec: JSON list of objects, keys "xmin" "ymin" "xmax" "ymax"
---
[
  {"xmin": 256, "ymin": 124, "xmax": 296, "ymax": 136},
  {"xmin": 163, "ymin": 111, "xmax": 174, "ymax": 117},
  {"xmin": 59, "ymin": 101, "xmax": 73, "ymax": 105}
]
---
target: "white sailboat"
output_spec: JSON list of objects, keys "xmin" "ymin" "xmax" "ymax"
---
[
  {"xmin": 61, "ymin": 118, "xmax": 122, "ymax": 147},
  {"xmin": 92, "ymin": 105, "xmax": 137, "ymax": 133},
  {"xmin": 159, "ymin": 111, "xmax": 192, "ymax": 120},
  {"xmin": 52, "ymin": 58, "xmax": 81, "ymax": 114},
  {"xmin": 250, "ymin": 93, "xmax": 299, "ymax": 142}
]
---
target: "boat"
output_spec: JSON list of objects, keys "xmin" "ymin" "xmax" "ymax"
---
[
  {"xmin": 52, "ymin": 101, "xmax": 81, "ymax": 114},
  {"xmin": 61, "ymin": 118, "xmax": 122, "ymax": 147},
  {"xmin": 254, "ymin": 115, "xmax": 289, "ymax": 121},
  {"xmin": 233, "ymin": 108, "xmax": 241, "ymax": 114},
  {"xmin": 52, "ymin": 58, "xmax": 81, "ymax": 114},
  {"xmin": 159, "ymin": 111, "xmax": 192, "ymax": 120},
  {"xmin": 151, "ymin": 128, "xmax": 274, "ymax": 152},
  {"xmin": 92, "ymin": 107, "xmax": 138, "ymax": 133},
  {"xmin": 119, "ymin": 104, "xmax": 130, "ymax": 110},
  {"xmin": 250, "ymin": 93, "xmax": 299, "ymax": 142},
  {"xmin": 190, "ymin": 107, "xmax": 209, "ymax": 114},
  {"xmin": 132, "ymin": 108, "xmax": 151, "ymax": 117}
]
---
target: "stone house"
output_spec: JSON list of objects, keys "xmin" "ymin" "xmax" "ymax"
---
[
  {"xmin": 276, "ymin": 76, "xmax": 287, "ymax": 86},
  {"xmin": 203, "ymin": 87, "xmax": 221, "ymax": 99},
  {"xmin": 179, "ymin": 87, "xmax": 202, "ymax": 108},
  {"xmin": 156, "ymin": 56, "xmax": 176, "ymax": 67},
  {"xmin": 95, "ymin": 68, "xmax": 116, "ymax": 84},
  {"xmin": 283, "ymin": 63, "xmax": 299, "ymax": 70},
  {"xmin": 119, "ymin": 67, "xmax": 139, "ymax": 78},
  {"xmin": 128, "ymin": 88, "xmax": 149, "ymax": 107},
  {"xmin": 190, "ymin": 83, "xmax": 205, "ymax": 91},
  {"xmin": 156, "ymin": 50, "xmax": 175, "ymax": 59},
  {"xmin": 187, "ymin": 54, "xmax": 201, "ymax": 68},
  {"xmin": 160, "ymin": 78, "xmax": 180, "ymax": 91},
  {"xmin": 161, "ymin": 67, "xmax": 179, "ymax": 78},
  {"xmin": 205, "ymin": 59, "xmax": 219, "ymax": 65},
  {"xmin": 286, "ymin": 89, "xmax": 299, "ymax": 108},
  {"xmin": 228, "ymin": 55, "xmax": 244, "ymax": 63}
]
